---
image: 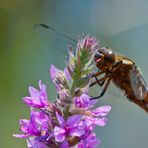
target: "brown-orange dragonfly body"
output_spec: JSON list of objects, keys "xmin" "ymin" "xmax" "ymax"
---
[
  {"xmin": 36, "ymin": 24, "xmax": 148, "ymax": 112},
  {"xmin": 90, "ymin": 47, "xmax": 148, "ymax": 112}
]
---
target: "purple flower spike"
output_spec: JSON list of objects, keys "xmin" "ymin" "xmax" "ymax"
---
[
  {"xmin": 22, "ymin": 80, "xmax": 48, "ymax": 108},
  {"xmin": 14, "ymin": 35, "xmax": 111, "ymax": 148}
]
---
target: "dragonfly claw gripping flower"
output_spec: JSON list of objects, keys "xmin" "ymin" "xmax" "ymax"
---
[{"xmin": 13, "ymin": 35, "xmax": 111, "ymax": 148}]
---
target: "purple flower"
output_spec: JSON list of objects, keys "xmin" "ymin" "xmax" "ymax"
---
[
  {"xmin": 85, "ymin": 105, "xmax": 111, "ymax": 127},
  {"xmin": 22, "ymin": 80, "xmax": 48, "ymax": 108},
  {"xmin": 74, "ymin": 94, "xmax": 90, "ymax": 108},
  {"xmin": 13, "ymin": 109, "xmax": 50, "ymax": 138},
  {"xmin": 54, "ymin": 113, "xmax": 83, "ymax": 143}
]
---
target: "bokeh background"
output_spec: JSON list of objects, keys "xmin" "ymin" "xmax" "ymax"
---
[{"xmin": 0, "ymin": 0, "xmax": 148, "ymax": 147}]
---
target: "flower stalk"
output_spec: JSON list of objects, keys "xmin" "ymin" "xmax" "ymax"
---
[{"xmin": 13, "ymin": 35, "xmax": 111, "ymax": 148}]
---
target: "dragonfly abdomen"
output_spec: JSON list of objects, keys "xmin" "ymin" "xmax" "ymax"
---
[{"xmin": 112, "ymin": 63, "xmax": 148, "ymax": 112}]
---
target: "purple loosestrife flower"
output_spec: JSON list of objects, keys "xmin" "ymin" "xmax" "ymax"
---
[
  {"xmin": 54, "ymin": 113, "xmax": 83, "ymax": 143},
  {"xmin": 13, "ymin": 108, "xmax": 50, "ymax": 138},
  {"xmin": 23, "ymin": 80, "xmax": 48, "ymax": 108},
  {"xmin": 74, "ymin": 94, "xmax": 92, "ymax": 108},
  {"xmin": 14, "ymin": 35, "xmax": 111, "ymax": 148},
  {"xmin": 84, "ymin": 105, "xmax": 111, "ymax": 127},
  {"xmin": 74, "ymin": 94, "xmax": 111, "ymax": 125}
]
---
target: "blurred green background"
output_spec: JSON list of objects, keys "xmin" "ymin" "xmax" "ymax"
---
[{"xmin": 0, "ymin": 0, "xmax": 148, "ymax": 147}]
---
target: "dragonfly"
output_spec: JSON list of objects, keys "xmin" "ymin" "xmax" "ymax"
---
[
  {"xmin": 35, "ymin": 24, "xmax": 148, "ymax": 113},
  {"xmin": 90, "ymin": 47, "xmax": 148, "ymax": 112}
]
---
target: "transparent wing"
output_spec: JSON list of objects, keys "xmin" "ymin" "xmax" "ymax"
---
[
  {"xmin": 35, "ymin": 24, "xmax": 77, "ymax": 54},
  {"xmin": 129, "ymin": 64, "xmax": 147, "ymax": 100}
]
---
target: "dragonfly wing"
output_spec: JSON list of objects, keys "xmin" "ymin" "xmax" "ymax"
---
[
  {"xmin": 35, "ymin": 24, "xmax": 148, "ymax": 102},
  {"xmin": 35, "ymin": 24, "xmax": 77, "ymax": 54},
  {"xmin": 129, "ymin": 64, "xmax": 147, "ymax": 100}
]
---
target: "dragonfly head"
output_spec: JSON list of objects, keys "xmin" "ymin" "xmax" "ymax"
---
[{"xmin": 94, "ymin": 47, "xmax": 116, "ymax": 70}]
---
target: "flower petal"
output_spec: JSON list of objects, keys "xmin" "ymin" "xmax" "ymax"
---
[
  {"xmin": 56, "ymin": 113, "xmax": 65, "ymax": 127},
  {"xmin": 94, "ymin": 117, "xmax": 108, "ymax": 127},
  {"xmin": 29, "ymin": 87, "xmax": 39, "ymax": 98},
  {"xmin": 66, "ymin": 114, "xmax": 81, "ymax": 126},
  {"xmin": 13, "ymin": 134, "xmax": 29, "ymax": 138},
  {"xmin": 70, "ymin": 125, "xmax": 85, "ymax": 137},
  {"xmin": 22, "ymin": 81, "xmax": 48, "ymax": 108},
  {"xmin": 92, "ymin": 105, "xmax": 111, "ymax": 117},
  {"xmin": 54, "ymin": 126, "xmax": 66, "ymax": 142},
  {"xmin": 74, "ymin": 94, "xmax": 90, "ymax": 108}
]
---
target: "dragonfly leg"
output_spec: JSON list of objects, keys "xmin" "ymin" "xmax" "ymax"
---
[
  {"xmin": 90, "ymin": 75, "xmax": 108, "ymax": 87},
  {"xmin": 90, "ymin": 77, "xmax": 111, "ymax": 100},
  {"xmin": 90, "ymin": 61, "xmax": 122, "ymax": 99},
  {"xmin": 90, "ymin": 60, "xmax": 122, "ymax": 87},
  {"xmin": 90, "ymin": 69, "xmax": 109, "ymax": 87}
]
